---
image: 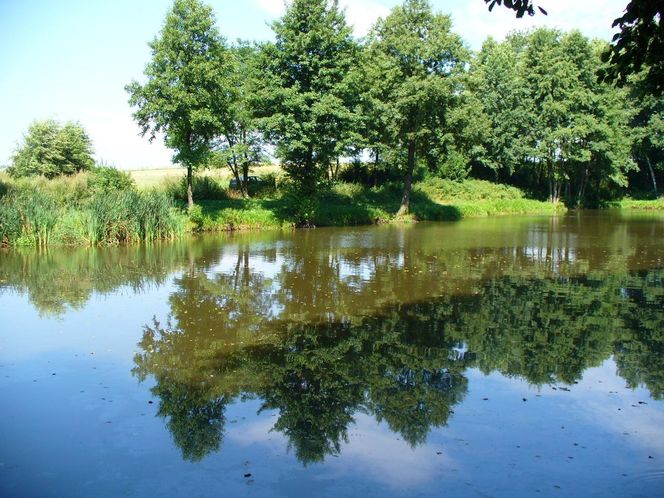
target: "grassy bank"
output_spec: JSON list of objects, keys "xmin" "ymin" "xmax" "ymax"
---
[
  {"xmin": 189, "ymin": 179, "xmax": 564, "ymax": 232},
  {"xmin": 1, "ymin": 169, "xmax": 564, "ymax": 247},
  {"xmin": 613, "ymin": 198, "xmax": 664, "ymax": 210}
]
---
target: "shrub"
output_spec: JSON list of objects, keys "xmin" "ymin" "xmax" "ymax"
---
[
  {"xmin": 419, "ymin": 178, "xmax": 525, "ymax": 202},
  {"xmin": 165, "ymin": 175, "xmax": 228, "ymax": 202},
  {"xmin": 88, "ymin": 166, "xmax": 135, "ymax": 193}
]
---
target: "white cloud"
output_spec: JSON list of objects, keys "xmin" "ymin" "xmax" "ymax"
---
[
  {"xmin": 251, "ymin": 0, "xmax": 285, "ymax": 17},
  {"xmin": 449, "ymin": 0, "xmax": 627, "ymax": 50},
  {"xmin": 341, "ymin": 0, "xmax": 390, "ymax": 37}
]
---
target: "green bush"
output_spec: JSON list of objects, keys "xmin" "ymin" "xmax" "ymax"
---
[
  {"xmin": 165, "ymin": 175, "xmax": 228, "ymax": 202},
  {"xmin": 88, "ymin": 166, "xmax": 135, "ymax": 193},
  {"xmin": 9, "ymin": 120, "xmax": 94, "ymax": 178},
  {"xmin": 419, "ymin": 178, "xmax": 525, "ymax": 202}
]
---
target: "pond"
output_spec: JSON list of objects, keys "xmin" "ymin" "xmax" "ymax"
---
[{"xmin": 1, "ymin": 211, "xmax": 664, "ymax": 497}]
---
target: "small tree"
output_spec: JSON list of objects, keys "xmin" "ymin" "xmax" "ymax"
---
[
  {"xmin": 9, "ymin": 120, "xmax": 94, "ymax": 178},
  {"xmin": 126, "ymin": 0, "xmax": 232, "ymax": 208}
]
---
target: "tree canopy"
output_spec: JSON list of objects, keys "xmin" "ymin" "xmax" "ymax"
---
[
  {"xmin": 253, "ymin": 0, "xmax": 359, "ymax": 221},
  {"xmin": 363, "ymin": 0, "xmax": 467, "ymax": 215},
  {"xmin": 9, "ymin": 120, "xmax": 94, "ymax": 178},
  {"xmin": 126, "ymin": 0, "xmax": 233, "ymax": 208},
  {"xmin": 487, "ymin": 0, "xmax": 664, "ymax": 95}
]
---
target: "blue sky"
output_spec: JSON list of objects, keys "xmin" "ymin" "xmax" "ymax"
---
[{"xmin": 0, "ymin": 0, "xmax": 627, "ymax": 170}]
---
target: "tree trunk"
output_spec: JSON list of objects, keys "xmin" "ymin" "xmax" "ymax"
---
[
  {"xmin": 187, "ymin": 165, "xmax": 194, "ymax": 209},
  {"xmin": 373, "ymin": 150, "xmax": 380, "ymax": 187},
  {"xmin": 242, "ymin": 161, "xmax": 250, "ymax": 199},
  {"xmin": 396, "ymin": 141, "xmax": 416, "ymax": 216},
  {"xmin": 646, "ymin": 155, "xmax": 658, "ymax": 194},
  {"xmin": 576, "ymin": 167, "xmax": 588, "ymax": 207}
]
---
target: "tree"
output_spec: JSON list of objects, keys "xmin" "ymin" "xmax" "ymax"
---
[
  {"xmin": 253, "ymin": 0, "xmax": 358, "ymax": 220},
  {"xmin": 486, "ymin": 0, "xmax": 664, "ymax": 96},
  {"xmin": 9, "ymin": 120, "xmax": 94, "ymax": 178},
  {"xmin": 467, "ymin": 37, "xmax": 529, "ymax": 180},
  {"xmin": 364, "ymin": 0, "xmax": 466, "ymax": 215},
  {"xmin": 210, "ymin": 42, "xmax": 267, "ymax": 198},
  {"xmin": 484, "ymin": 0, "xmax": 547, "ymax": 17},
  {"xmin": 600, "ymin": 1, "xmax": 664, "ymax": 96},
  {"xmin": 628, "ymin": 70, "xmax": 664, "ymax": 193},
  {"xmin": 126, "ymin": 0, "xmax": 233, "ymax": 209}
]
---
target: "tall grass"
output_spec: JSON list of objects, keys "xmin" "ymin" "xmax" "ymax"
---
[
  {"xmin": 86, "ymin": 189, "xmax": 185, "ymax": 244},
  {"xmin": 0, "ymin": 189, "xmax": 60, "ymax": 246},
  {"xmin": 164, "ymin": 175, "xmax": 229, "ymax": 202},
  {"xmin": 0, "ymin": 177, "xmax": 185, "ymax": 246}
]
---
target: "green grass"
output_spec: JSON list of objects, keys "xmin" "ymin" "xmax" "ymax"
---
[
  {"xmin": 0, "ymin": 175, "xmax": 186, "ymax": 247},
  {"xmin": 614, "ymin": 198, "xmax": 664, "ymax": 210},
  {"xmin": 0, "ymin": 172, "xmax": 565, "ymax": 245},
  {"xmin": 190, "ymin": 200, "xmax": 290, "ymax": 231},
  {"xmin": 186, "ymin": 179, "xmax": 563, "ymax": 232}
]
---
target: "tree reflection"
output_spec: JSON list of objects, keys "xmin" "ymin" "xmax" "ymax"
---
[
  {"xmin": 153, "ymin": 379, "xmax": 227, "ymax": 462},
  {"xmin": 134, "ymin": 260, "xmax": 664, "ymax": 464}
]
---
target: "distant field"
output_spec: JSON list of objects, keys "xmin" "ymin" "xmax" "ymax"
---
[{"xmin": 128, "ymin": 164, "xmax": 283, "ymax": 188}]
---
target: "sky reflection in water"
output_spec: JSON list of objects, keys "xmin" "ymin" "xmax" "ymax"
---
[{"xmin": 1, "ymin": 212, "xmax": 663, "ymax": 497}]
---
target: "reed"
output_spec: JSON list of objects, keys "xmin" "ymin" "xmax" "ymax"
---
[{"xmin": 87, "ymin": 189, "xmax": 185, "ymax": 245}]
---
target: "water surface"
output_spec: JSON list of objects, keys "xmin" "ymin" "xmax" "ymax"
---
[{"xmin": 1, "ymin": 211, "xmax": 663, "ymax": 497}]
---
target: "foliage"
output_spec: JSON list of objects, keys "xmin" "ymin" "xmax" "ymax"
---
[
  {"xmin": 0, "ymin": 178, "xmax": 185, "ymax": 246},
  {"xmin": 0, "ymin": 188, "xmax": 59, "ymax": 246},
  {"xmin": 468, "ymin": 29, "xmax": 637, "ymax": 205},
  {"xmin": 86, "ymin": 189, "xmax": 185, "ymax": 244},
  {"xmin": 419, "ymin": 178, "xmax": 524, "ymax": 201},
  {"xmin": 484, "ymin": 0, "xmax": 547, "ymax": 17},
  {"xmin": 600, "ymin": 0, "xmax": 664, "ymax": 95},
  {"xmin": 253, "ymin": 0, "xmax": 359, "ymax": 217},
  {"xmin": 211, "ymin": 42, "xmax": 268, "ymax": 198},
  {"xmin": 363, "ymin": 0, "xmax": 467, "ymax": 215},
  {"xmin": 628, "ymin": 69, "xmax": 664, "ymax": 193},
  {"xmin": 87, "ymin": 166, "xmax": 135, "ymax": 193},
  {"xmin": 8, "ymin": 120, "xmax": 94, "ymax": 179},
  {"xmin": 490, "ymin": 0, "xmax": 663, "ymax": 96},
  {"xmin": 126, "ymin": 0, "xmax": 233, "ymax": 208}
]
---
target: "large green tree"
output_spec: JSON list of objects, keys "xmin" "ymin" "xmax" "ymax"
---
[
  {"xmin": 467, "ymin": 37, "xmax": 529, "ymax": 181},
  {"xmin": 364, "ymin": 0, "xmax": 466, "ymax": 215},
  {"xmin": 628, "ymin": 69, "xmax": 664, "ymax": 193},
  {"xmin": 475, "ymin": 29, "xmax": 636, "ymax": 205},
  {"xmin": 487, "ymin": 0, "xmax": 664, "ymax": 95},
  {"xmin": 9, "ymin": 119, "xmax": 94, "ymax": 178},
  {"xmin": 126, "ymin": 0, "xmax": 233, "ymax": 208},
  {"xmin": 253, "ymin": 0, "xmax": 358, "ymax": 219}
]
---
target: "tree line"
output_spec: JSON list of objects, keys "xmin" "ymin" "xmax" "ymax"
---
[
  {"xmin": 124, "ymin": 0, "xmax": 662, "ymax": 217},
  {"xmin": 7, "ymin": 1, "xmax": 662, "ymax": 219}
]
